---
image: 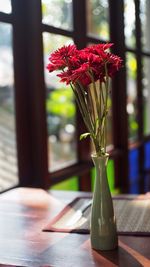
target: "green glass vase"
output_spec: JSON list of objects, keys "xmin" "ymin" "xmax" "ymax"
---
[{"xmin": 90, "ymin": 153, "xmax": 118, "ymax": 251}]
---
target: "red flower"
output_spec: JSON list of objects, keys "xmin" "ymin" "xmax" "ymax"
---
[
  {"xmin": 105, "ymin": 53, "xmax": 123, "ymax": 77},
  {"xmin": 47, "ymin": 43, "xmax": 122, "ymax": 85},
  {"xmin": 57, "ymin": 70, "xmax": 73, "ymax": 85},
  {"xmin": 84, "ymin": 43, "xmax": 113, "ymax": 58},
  {"xmin": 70, "ymin": 63, "xmax": 91, "ymax": 86},
  {"xmin": 82, "ymin": 43, "xmax": 122, "ymax": 81},
  {"xmin": 47, "ymin": 44, "xmax": 77, "ymax": 72},
  {"xmin": 46, "ymin": 60, "xmax": 66, "ymax": 72}
]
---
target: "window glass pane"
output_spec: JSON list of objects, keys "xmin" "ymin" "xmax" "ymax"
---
[
  {"xmin": 0, "ymin": 0, "xmax": 11, "ymax": 13},
  {"xmin": 87, "ymin": 0, "xmax": 109, "ymax": 41},
  {"xmin": 0, "ymin": 23, "xmax": 18, "ymax": 191},
  {"xmin": 140, "ymin": 0, "xmax": 150, "ymax": 53},
  {"xmin": 126, "ymin": 52, "xmax": 138, "ymax": 140},
  {"xmin": 143, "ymin": 57, "xmax": 150, "ymax": 135},
  {"xmin": 43, "ymin": 33, "xmax": 74, "ymax": 88},
  {"xmin": 42, "ymin": 0, "xmax": 73, "ymax": 31},
  {"xmin": 43, "ymin": 33, "xmax": 77, "ymax": 172},
  {"xmin": 124, "ymin": 0, "xmax": 136, "ymax": 49}
]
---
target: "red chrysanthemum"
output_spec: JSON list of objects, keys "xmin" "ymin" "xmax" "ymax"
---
[
  {"xmin": 57, "ymin": 70, "xmax": 73, "ymax": 85},
  {"xmin": 47, "ymin": 44, "xmax": 78, "ymax": 72},
  {"xmin": 47, "ymin": 42, "xmax": 122, "ymax": 85},
  {"xmin": 70, "ymin": 63, "xmax": 91, "ymax": 86}
]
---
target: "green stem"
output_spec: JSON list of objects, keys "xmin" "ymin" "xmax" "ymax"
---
[
  {"xmin": 88, "ymin": 86, "xmax": 95, "ymax": 126},
  {"xmin": 71, "ymin": 83, "xmax": 94, "ymax": 138},
  {"xmin": 104, "ymin": 64, "xmax": 109, "ymax": 153},
  {"xmin": 69, "ymin": 63, "xmax": 110, "ymax": 157},
  {"xmin": 76, "ymin": 82, "xmax": 95, "ymax": 132},
  {"xmin": 88, "ymin": 70, "xmax": 100, "ymax": 120}
]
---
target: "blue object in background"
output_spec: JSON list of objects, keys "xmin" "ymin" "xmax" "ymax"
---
[
  {"xmin": 144, "ymin": 141, "xmax": 150, "ymax": 192},
  {"xmin": 144, "ymin": 141, "xmax": 150, "ymax": 169},
  {"xmin": 128, "ymin": 148, "xmax": 139, "ymax": 194},
  {"xmin": 129, "ymin": 142, "xmax": 150, "ymax": 193}
]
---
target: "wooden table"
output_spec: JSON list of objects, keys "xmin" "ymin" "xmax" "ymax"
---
[{"xmin": 0, "ymin": 188, "xmax": 150, "ymax": 267}]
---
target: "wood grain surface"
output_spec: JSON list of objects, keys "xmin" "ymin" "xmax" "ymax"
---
[{"xmin": 0, "ymin": 188, "xmax": 150, "ymax": 267}]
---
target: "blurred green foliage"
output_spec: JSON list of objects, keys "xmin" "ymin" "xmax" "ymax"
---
[{"xmin": 46, "ymin": 89, "xmax": 75, "ymax": 119}]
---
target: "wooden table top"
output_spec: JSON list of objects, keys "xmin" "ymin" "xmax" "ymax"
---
[{"xmin": 0, "ymin": 187, "xmax": 150, "ymax": 267}]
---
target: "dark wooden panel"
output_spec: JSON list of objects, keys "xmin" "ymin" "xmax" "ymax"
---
[{"xmin": 12, "ymin": 0, "xmax": 49, "ymax": 188}]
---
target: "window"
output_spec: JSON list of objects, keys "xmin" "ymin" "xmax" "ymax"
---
[
  {"xmin": 124, "ymin": 0, "xmax": 150, "ymax": 193},
  {"xmin": 1, "ymin": 0, "xmax": 149, "ymax": 193},
  {"xmin": 0, "ymin": 1, "xmax": 18, "ymax": 192}
]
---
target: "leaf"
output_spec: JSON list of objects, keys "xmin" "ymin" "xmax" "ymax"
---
[{"xmin": 80, "ymin": 132, "xmax": 91, "ymax": 140}]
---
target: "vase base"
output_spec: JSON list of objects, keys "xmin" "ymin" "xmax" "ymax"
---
[
  {"xmin": 91, "ymin": 236, "xmax": 118, "ymax": 251},
  {"xmin": 91, "ymin": 244, "xmax": 118, "ymax": 251}
]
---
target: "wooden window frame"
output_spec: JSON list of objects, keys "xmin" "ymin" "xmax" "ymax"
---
[
  {"xmin": 2, "ymin": 0, "xmax": 129, "ymax": 192},
  {"xmin": 127, "ymin": 0, "xmax": 150, "ymax": 192},
  {"xmin": 6, "ymin": 0, "xmax": 150, "ymax": 193}
]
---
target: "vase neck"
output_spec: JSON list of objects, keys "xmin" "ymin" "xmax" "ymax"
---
[
  {"xmin": 92, "ymin": 154, "xmax": 110, "ymax": 192},
  {"xmin": 91, "ymin": 154, "xmax": 109, "ymax": 167}
]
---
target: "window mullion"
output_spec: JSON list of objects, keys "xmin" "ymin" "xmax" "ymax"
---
[
  {"xmin": 108, "ymin": 0, "xmax": 129, "ymax": 192},
  {"xmin": 135, "ymin": 0, "xmax": 145, "ymax": 192},
  {"xmin": 135, "ymin": 0, "xmax": 144, "ymax": 139},
  {"xmin": 12, "ymin": 0, "xmax": 49, "ymax": 189},
  {"xmin": 72, "ymin": 0, "xmax": 91, "ymax": 191}
]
